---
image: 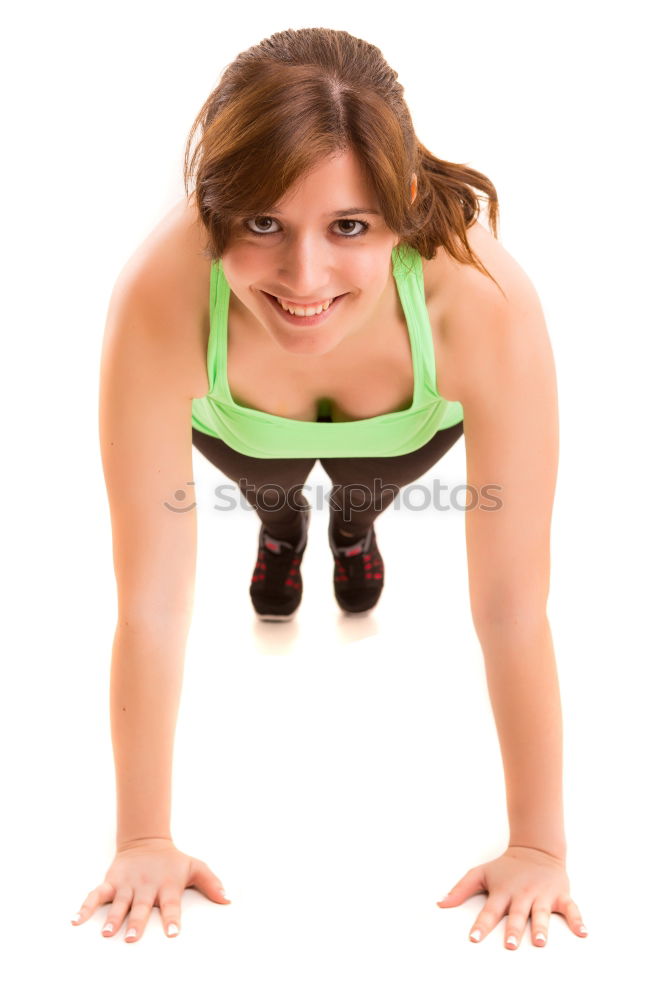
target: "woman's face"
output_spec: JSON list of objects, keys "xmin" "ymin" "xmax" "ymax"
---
[{"xmin": 221, "ymin": 148, "xmax": 404, "ymax": 358}]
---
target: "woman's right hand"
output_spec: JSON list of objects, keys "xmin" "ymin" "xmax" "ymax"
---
[{"xmin": 71, "ymin": 837, "xmax": 231, "ymax": 942}]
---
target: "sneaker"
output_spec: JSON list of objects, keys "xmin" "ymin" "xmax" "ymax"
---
[
  {"xmin": 250, "ymin": 505, "xmax": 311, "ymax": 622},
  {"xmin": 328, "ymin": 518, "xmax": 385, "ymax": 614}
]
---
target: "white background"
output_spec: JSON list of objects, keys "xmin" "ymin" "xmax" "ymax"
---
[{"xmin": 2, "ymin": 0, "xmax": 663, "ymax": 995}]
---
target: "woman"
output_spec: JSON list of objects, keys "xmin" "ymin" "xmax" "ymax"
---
[{"xmin": 75, "ymin": 27, "xmax": 587, "ymax": 948}]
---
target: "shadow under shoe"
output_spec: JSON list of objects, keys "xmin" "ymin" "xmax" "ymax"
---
[
  {"xmin": 328, "ymin": 518, "xmax": 385, "ymax": 614},
  {"xmin": 250, "ymin": 506, "xmax": 311, "ymax": 622}
]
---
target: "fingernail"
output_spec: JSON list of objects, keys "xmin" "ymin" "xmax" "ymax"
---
[
  {"xmin": 579, "ymin": 924, "xmax": 588, "ymax": 935},
  {"xmin": 102, "ymin": 922, "xmax": 113, "ymax": 934},
  {"xmin": 470, "ymin": 929, "xmax": 482, "ymax": 942},
  {"xmin": 167, "ymin": 923, "xmax": 179, "ymax": 937},
  {"xmin": 125, "ymin": 928, "xmax": 137, "ymax": 940},
  {"xmin": 507, "ymin": 935, "xmax": 518, "ymax": 947},
  {"xmin": 71, "ymin": 912, "xmax": 81, "ymax": 923},
  {"xmin": 535, "ymin": 932, "xmax": 546, "ymax": 943}
]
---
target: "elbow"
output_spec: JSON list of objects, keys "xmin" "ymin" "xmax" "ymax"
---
[
  {"xmin": 470, "ymin": 598, "xmax": 550, "ymax": 645},
  {"xmin": 116, "ymin": 596, "xmax": 194, "ymax": 634}
]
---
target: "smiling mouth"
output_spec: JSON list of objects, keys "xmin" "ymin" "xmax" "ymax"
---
[
  {"xmin": 259, "ymin": 289, "xmax": 351, "ymax": 329},
  {"xmin": 261, "ymin": 290, "xmax": 348, "ymax": 314},
  {"xmin": 263, "ymin": 291, "xmax": 344, "ymax": 306}
]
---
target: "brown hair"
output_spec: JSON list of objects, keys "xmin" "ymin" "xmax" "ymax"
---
[{"xmin": 183, "ymin": 27, "xmax": 502, "ymax": 292}]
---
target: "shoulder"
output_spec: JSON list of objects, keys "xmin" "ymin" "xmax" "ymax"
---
[
  {"xmin": 112, "ymin": 195, "xmax": 210, "ymax": 317},
  {"xmin": 108, "ymin": 196, "xmax": 212, "ymax": 398},
  {"xmin": 423, "ymin": 222, "xmax": 548, "ymax": 403}
]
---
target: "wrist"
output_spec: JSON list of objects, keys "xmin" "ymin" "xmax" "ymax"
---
[
  {"xmin": 508, "ymin": 814, "xmax": 566, "ymax": 862},
  {"xmin": 508, "ymin": 839, "xmax": 567, "ymax": 862},
  {"xmin": 116, "ymin": 834, "xmax": 173, "ymax": 852}
]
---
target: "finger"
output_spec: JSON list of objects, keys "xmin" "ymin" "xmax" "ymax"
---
[
  {"xmin": 468, "ymin": 894, "xmax": 511, "ymax": 943},
  {"xmin": 157, "ymin": 883, "xmax": 183, "ymax": 938},
  {"xmin": 437, "ymin": 867, "xmax": 485, "ymax": 908},
  {"xmin": 504, "ymin": 896, "xmax": 532, "ymax": 950},
  {"xmin": 530, "ymin": 897, "xmax": 552, "ymax": 947},
  {"xmin": 553, "ymin": 894, "xmax": 588, "ymax": 937},
  {"xmin": 101, "ymin": 887, "xmax": 134, "ymax": 937},
  {"xmin": 123, "ymin": 891, "xmax": 157, "ymax": 943},
  {"xmin": 72, "ymin": 881, "xmax": 115, "ymax": 925},
  {"xmin": 188, "ymin": 857, "xmax": 231, "ymax": 903}
]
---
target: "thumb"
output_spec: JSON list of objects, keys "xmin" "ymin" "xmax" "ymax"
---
[
  {"xmin": 188, "ymin": 857, "xmax": 232, "ymax": 904},
  {"xmin": 436, "ymin": 868, "xmax": 485, "ymax": 907}
]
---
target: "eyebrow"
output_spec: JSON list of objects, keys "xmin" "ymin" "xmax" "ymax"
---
[{"xmin": 267, "ymin": 207, "xmax": 382, "ymax": 217}]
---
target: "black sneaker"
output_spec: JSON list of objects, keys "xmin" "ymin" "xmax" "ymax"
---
[
  {"xmin": 249, "ymin": 506, "xmax": 311, "ymax": 621},
  {"xmin": 328, "ymin": 518, "xmax": 385, "ymax": 614}
]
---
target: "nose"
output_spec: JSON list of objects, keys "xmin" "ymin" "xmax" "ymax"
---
[{"xmin": 276, "ymin": 236, "xmax": 333, "ymax": 300}]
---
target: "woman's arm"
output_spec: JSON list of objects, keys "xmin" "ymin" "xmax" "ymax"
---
[
  {"xmin": 435, "ymin": 266, "xmax": 587, "ymax": 947},
  {"xmin": 458, "ymin": 269, "xmax": 563, "ymax": 856},
  {"xmin": 99, "ymin": 261, "xmax": 199, "ymax": 848},
  {"xmin": 72, "ymin": 233, "xmax": 229, "ymax": 945}
]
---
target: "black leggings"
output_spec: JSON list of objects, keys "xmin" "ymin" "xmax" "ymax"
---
[{"xmin": 192, "ymin": 420, "xmax": 464, "ymax": 542}]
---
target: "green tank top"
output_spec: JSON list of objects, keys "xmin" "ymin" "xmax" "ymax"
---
[{"xmin": 191, "ymin": 244, "xmax": 463, "ymax": 458}]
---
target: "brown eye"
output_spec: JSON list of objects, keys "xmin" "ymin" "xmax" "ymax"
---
[
  {"xmin": 245, "ymin": 216, "xmax": 279, "ymax": 235},
  {"xmin": 333, "ymin": 219, "xmax": 369, "ymax": 238}
]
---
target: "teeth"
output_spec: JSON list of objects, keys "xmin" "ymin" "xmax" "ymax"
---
[{"xmin": 276, "ymin": 296, "xmax": 334, "ymax": 317}]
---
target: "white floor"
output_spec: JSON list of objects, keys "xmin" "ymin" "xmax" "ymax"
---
[{"xmin": 19, "ymin": 427, "xmax": 655, "ymax": 998}]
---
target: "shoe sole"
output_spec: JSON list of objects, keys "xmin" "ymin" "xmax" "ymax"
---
[{"xmin": 256, "ymin": 610, "xmax": 298, "ymax": 622}]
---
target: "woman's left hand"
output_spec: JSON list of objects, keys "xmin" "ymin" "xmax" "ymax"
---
[{"xmin": 436, "ymin": 845, "xmax": 588, "ymax": 948}]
